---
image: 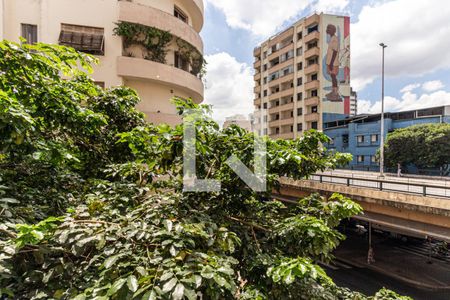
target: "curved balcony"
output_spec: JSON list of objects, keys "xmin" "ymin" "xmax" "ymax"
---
[
  {"xmin": 117, "ymin": 56, "xmax": 204, "ymax": 101},
  {"xmin": 119, "ymin": 1, "xmax": 203, "ymax": 53},
  {"xmin": 186, "ymin": 0, "xmax": 204, "ymax": 31},
  {"xmin": 127, "ymin": 0, "xmax": 204, "ymax": 32}
]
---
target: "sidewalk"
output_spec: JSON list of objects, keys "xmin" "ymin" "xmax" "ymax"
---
[{"xmin": 334, "ymin": 234, "xmax": 450, "ymax": 290}]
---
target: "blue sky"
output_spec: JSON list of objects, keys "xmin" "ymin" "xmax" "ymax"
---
[{"xmin": 199, "ymin": 0, "xmax": 450, "ymax": 123}]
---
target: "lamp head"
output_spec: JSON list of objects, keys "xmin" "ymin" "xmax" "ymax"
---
[{"xmin": 379, "ymin": 43, "xmax": 387, "ymax": 48}]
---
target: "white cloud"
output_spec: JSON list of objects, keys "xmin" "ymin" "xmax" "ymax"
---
[
  {"xmin": 352, "ymin": 0, "xmax": 450, "ymax": 91},
  {"xmin": 400, "ymin": 83, "xmax": 420, "ymax": 94},
  {"xmin": 422, "ymin": 80, "xmax": 445, "ymax": 92},
  {"xmin": 204, "ymin": 52, "xmax": 254, "ymax": 124},
  {"xmin": 358, "ymin": 90, "xmax": 450, "ymax": 114},
  {"xmin": 205, "ymin": 0, "xmax": 349, "ymax": 37},
  {"xmin": 314, "ymin": 0, "xmax": 350, "ymax": 14},
  {"xmin": 205, "ymin": 0, "xmax": 310, "ymax": 36}
]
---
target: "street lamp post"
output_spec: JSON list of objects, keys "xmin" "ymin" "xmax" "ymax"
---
[{"xmin": 379, "ymin": 43, "xmax": 387, "ymax": 177}]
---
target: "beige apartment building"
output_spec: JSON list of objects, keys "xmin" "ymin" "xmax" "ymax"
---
[
  {"xmin": 0, "ymin": 0, "xmax": 204, "ymax": 126},
  {"xmin": 253, "ymin": 13, "xmax": 351, "ymax": 139},
  {"xmin": 223, "ymin": 114, "xmax": 252, "ymax": 131}
]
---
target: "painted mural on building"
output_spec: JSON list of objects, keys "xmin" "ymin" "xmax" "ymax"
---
[{"xmin": 321, "ymin": 15, "xmax": 350, "ymax": 122}]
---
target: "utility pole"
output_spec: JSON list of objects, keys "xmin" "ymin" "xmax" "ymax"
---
[{"xmin": 379, "ymin": 43, "xmax": 387, "ymax": 177}]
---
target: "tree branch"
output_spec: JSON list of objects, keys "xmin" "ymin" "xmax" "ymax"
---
[{"xmin": 227, "ymin": 216, "xmax": 271, "ymax": 233}]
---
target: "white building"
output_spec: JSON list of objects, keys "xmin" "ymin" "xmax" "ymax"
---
[
  {"xmin": 223, "ymin": 114, "xmax": 252, "ymax": 131},
  {"xmin": 0, "ymin": 0, "xmax": 205, "ymax": 125}
]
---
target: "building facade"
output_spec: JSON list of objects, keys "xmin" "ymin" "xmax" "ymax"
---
[
  {"xmin": 323, "ymin": 105, "xmax": 450, "ymax": 169},
  {"xmin": 253, "ymin": 13, "xmax": 351, "ymax": 139},
  {"xmin": 350, "ymin": 88, "xmax": 357, "ymax": 116},
  {"xmin": 0, "ymin": 0, "xmax": 204, "ymax": 126},
  {"xmin": 223, "ymin": 114, "xmax": 252, "ymax": 131}
]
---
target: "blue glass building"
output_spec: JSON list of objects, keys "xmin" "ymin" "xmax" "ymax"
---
[{"xmin": 323, "ymin": 105, "xmax": 450, "ymax": 171}]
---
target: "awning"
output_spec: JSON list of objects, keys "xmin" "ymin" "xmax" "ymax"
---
[{"xmin": 59, "ymin": 30, "xmax": 104, "ymax": 55}]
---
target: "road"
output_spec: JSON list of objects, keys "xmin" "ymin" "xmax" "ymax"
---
[
  {"xmin": 325, "ymin": 228, "xmax": 450, "ymax": 300},
  {"xmin": 312, "ymin": 169, "xmax": 450, "ymax": 198},
  {"xmin": 325, "ymin": 264, "xmax": 450, "ymax": 300}
]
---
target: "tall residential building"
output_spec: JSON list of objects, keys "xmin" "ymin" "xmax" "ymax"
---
[
  {"xmin": 0, "ymin": 0, "xmax": 204, "ymax": 126},
  {"xmin": 253, "ymin": 13, "xmax": 351, "ymax": 139},
  {"xmin": 350, "ymin": 88, "xmax": 357, "ymax": 116}
]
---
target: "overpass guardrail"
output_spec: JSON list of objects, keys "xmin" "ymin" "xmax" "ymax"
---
[{"xmin": 309, "ymin": 174, "xmax": 450, "ymax": 199}]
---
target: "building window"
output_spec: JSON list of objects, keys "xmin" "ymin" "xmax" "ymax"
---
[
  {"xmin": 311, "ymin": 90, "xmax": 318, "ymax": 97},
  {"xmin": 263, "ymin": 64, "xmax": 268, "ymax": 71},
  {"xmin": 357, "ymin": 155, "xmax": 365, "ymax": 163},
  {"xmin": 297, "ymin": 108, "xmax": 303, "ymax": 116},
  {"xmin": 311, "ymin": 73, "xmax": 318, "ymax": 81},
  {"xmin": 290, "ymin": 125, "xmax": 294, "ymax": 132},
  {"xmin": 311, "ymin": 106, "xmax": 318, "ymax": 113},
  {"xmin": 296, "ymin": 47, "xmax": 303, "ymax": 56},
  {"xmin": 263, "ymin": 90, "xmax": 268, "ymax": 97},
  {"xmin": 263, "ymin": 51, "xmax": 267, "ymax": 59},
  {"xmin": 297, "ymin": 123, "xmax": 303, "ymax": 132},
  {"xmin": 297, "ymin": 77, "xmax": 303, "ymax": 86},
  {"xmin": 297, "ymin": 62, "xmax": 303, "ymax": 71},
  {"xmin": 21, "ymin": 24, "xmax": 38, "ymax": 44},
  {"xmin": 371, "ymin": 134, "xmax": 379, "ymax": 143},
  {"xmin": 263, "ymin": 128, "xmax": 268, "ymax": 135},
  {"xmin": 371, "ymin": 155, "xmax": 378, "ymax": 164},
  {"xmin": 263, "ymin": 115, "xmax": 268, "ymax": 122},
  {"xmin": 343, "ymin": 134, "xmax": 349, "ymax": 145},
  {"xmin": 297, "ymin": 93, "xmax": 303, "ymax": 101},
  {"xmin": 175, "ymin": 52, "xmax": 189, "ymax": 71},
  {"xmin": 263, "ymin": 102, "xmax": 267, "ymax": 109},
  {"xmin": 174, "ymin": 6, "xmax": 188, "ymax": 23},
  {"xmin": 263, "ymin": 77, "xmax": 267, "ymax": 84},
  {"xmin": 290, "ymin": 111, "xmax": 294, "ymax": 118},
  {"xmin": 357, "ymin": 135, "xmax": 365, "ymax": 144},
  {"xmin": 311, "ymin": 121, "xmax": 318, "ymax": 130},
  {"xmin": 59, "ymin": 24, "xmax": 105, "ymax": 55}
]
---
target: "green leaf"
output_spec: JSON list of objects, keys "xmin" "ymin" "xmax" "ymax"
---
[
  {"xmin": 172, "ymin": 283, "xmax": 185, "ymax": 300},
  {"xmin": 127, "ymin": 275, "xmax": 138, "ymax": 292},
  {"xmin": 162, "ymin": 278, "xmax": 177, "ymax": 293},
  {"xmin": 72, "ymin": 294, "xmax": 86, "ymax": 300},
  {"xmin": 142, "ymin": 290, "xmax": 157, "ymax": 300},
  {"xmin": 107, "ymin": 278, "xmax": 126, "ymax": 296},
  {"xmin": 103, "ymin": 254, "xmax": 120, "ymax": 269}
]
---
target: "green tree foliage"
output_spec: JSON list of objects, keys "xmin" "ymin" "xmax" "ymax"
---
[
  {"xmin": 384, "ymin": 123, "xmax": 450, "ymax": 172},
  {"xmin": 0, "ymin": 41, "xmax": 410, "ymax": 300}
]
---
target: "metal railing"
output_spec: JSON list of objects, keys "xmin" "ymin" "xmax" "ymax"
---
[{"xmin": 309, "ymin": 174, "xmax": 450, "ymax": 198}]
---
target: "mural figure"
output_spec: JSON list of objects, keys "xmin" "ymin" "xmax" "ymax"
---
[{"xmin": 325, "ymin": 24, "xmax": 342, "ymax": 102}]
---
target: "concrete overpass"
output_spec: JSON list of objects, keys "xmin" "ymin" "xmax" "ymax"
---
[{"xmin": 275, "ymin": 170, "xmax": 450, "ymax": 242}]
